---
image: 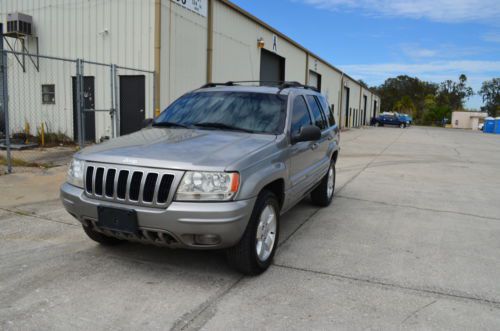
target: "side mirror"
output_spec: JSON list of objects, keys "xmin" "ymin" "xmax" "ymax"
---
[
  {"xmin": 291, "ymin": 125, "xmax": 321, "ymax": 144},
  {"xmin": 142, "ymin": 118, "xmax": 154, "ymax": 128}
]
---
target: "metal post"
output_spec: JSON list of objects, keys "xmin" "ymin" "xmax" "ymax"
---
[
  {"xmin": 114, "ymin": 66, "xmax": 119, "ymax": 136},
  {"xmin": 79, "ymin": 60, "xmax": 85, "ymax": 145},
  {"xmin": 109, "ymin": 64, "xmax": 115, "ymax": 138},
  {"xmin": 152, "ymin": 71, "xmax": 157, "ymax": 118},
  {"xmin": 1, "ymin": 35, "xmax": 12, "ymax": 173},
  {"xmin": 75, "ymin": 59, "xmax": 84, "ymax": 148}
]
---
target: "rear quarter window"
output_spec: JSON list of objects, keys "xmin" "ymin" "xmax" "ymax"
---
[
  {"xmin": 305, "ymin": 95, "xmax": 327, "ymax": 130},
  {"xmin": 316, "ymin": 95, "xmax": 335, "ymax": 127}
]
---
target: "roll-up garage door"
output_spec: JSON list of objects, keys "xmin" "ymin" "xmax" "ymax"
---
[{"xmin": 260, "ymin": 49, "xmax": 285, "ymax": 84}]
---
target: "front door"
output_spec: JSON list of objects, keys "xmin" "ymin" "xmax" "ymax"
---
[
  {"xmin": 72, "ymin": 76, "xmax": 95, "ymax": 143},
  {"xmin": 288, "ymin": 95, "xmax": 317, "ymax": 202},
  {"xmin": 119, "ymin": 75, "xmax": 145, "ymax": 136}
]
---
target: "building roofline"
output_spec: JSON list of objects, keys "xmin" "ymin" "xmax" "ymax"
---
[{"xmin": 217, "ymin": 0, "xmax": 379, "ymax": 97}]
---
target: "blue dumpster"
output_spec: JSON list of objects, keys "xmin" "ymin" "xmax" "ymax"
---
[
  {"xmin": 484, "ymin": 117, "xmax": 495, "ymax": 133},
  {"xmin": 495, "ymin": 117, "xmax": 500, "ymax": 134}
]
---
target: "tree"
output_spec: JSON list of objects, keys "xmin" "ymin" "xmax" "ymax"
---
[
  {"xmin": 358, "ymin": 79, "xmax": 369, "ymax": 89},
  {"xmin": 393, "ymin": 96, "xmax": 416, "ymax": 117},
  {"xmin": 479, "ymin": 78, "xmax": 500, "ymax": 117},
  {"xmin": 372, "ymin": 75, "xmax": 438, "ymax": 124},
  {"xmin": 437, "ymin": 74, "xmax": 474, "ymax": 110}
]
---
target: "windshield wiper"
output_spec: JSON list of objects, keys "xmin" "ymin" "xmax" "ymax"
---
[
  {"xmin": 152, "ymin": 121, "xmax": 191, "ymax": 129},
  {"xmin": 193, "ymin": 122, "xmax": 256, "ymax": 133}
]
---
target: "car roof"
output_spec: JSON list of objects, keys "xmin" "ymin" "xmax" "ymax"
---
[{"xmin": 193, "ymin": 82, "xmax": 322, "ymax": 96}]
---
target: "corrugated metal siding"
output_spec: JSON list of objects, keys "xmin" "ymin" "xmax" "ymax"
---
[
  {"xmin": 0, "ymin": 0, "xmax": 154, "ymax": 68},
  {"xmin": 160, "ymin": 0, "xmax": 208, "ymax": 108},
  {"xmin": 212, "ymin": 0, "xmax": 306, "ymax": 84},
  {"xmin": 308, "ymin": 55, "xmax": 342, "ymax": 125},
  {"xmin": 0, "ymin": 0, "xmax": 155, "ymax": 140},
  {"xmin": 1, "ymin": 0, "xmax": 380, "ymax": 137}
]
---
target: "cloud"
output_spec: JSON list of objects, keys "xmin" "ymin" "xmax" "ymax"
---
[
  {"xmin": 297, "ymin": 0, "xmax": 500, "ymax": 23},
  {"xmin": 338, "ymin": 60, "xmax": 500, "ymax": 108},
  {"xmin": 400, "ymin": 44, "xmax": 438, "ymax": 59},
  {"xmin": 482, "ymin": 32, "xmax": 500, "ymax": 43},
  {"xmin": 340, "ymin": 60, "xmax": 500, "ymax": 78}
]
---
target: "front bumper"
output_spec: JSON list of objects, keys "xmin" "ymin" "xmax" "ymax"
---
[{"xmin": 60, "ymin": 182, "xmax": 256, "ymax": 249}]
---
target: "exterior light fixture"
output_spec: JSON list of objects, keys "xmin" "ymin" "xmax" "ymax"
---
[{"xmin": 257, "ymin": 37, "xmax": 265, "ymax": 49}]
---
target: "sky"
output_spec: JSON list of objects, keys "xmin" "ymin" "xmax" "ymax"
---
[{"xmin": 231, "ymin": 0, "xmax": 500, "ymax": 109}]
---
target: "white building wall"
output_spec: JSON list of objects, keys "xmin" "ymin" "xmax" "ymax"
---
[
  {"xmin": 212, "ymin": 1, "xmax": 306, "ymax": 85},
  {"xmin": 344, "ymin": 77, "xmax": 360, "ymax": 128},
  {"xmin": 308, "ymin": 55, "xmax": 342, "ymax": 125},
  {"xmin": 160, "ymin": 1, "xmax": 207, "ymax": 108},
  {"xmin": 1, "ymin": 0, "xmax": 155, "ymax": 141},
  {"xmin": 2, "ymin": 0, "xmax": 380, "ymax": 140}
]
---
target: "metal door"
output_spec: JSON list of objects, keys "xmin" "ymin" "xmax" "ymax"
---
[
  {"xmin": 119, "ymin": 75, "xmax": 145, "ymax": 135},
  {"xmin": 72, "ymin": 76, "xmax": 95, "ymax": 143},
  {"xmin": 260, "ymin": 49, "xmax": 285, "ymax": 83}
]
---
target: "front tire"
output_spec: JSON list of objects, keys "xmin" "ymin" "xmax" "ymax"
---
[
  {"xmin": 82, "ymin": 225, "xmax": 124, "ymax": 246},
  {"xmin": 400, "ymin": 123, "xmax": 406, "ymax": 128},
  {"xmin": 226, "ymin": 190, "xmax": 280, "ymax": 275},
  {"xmin": 311, "ymin": 161, "xmax": 336, "ymax": 207}
]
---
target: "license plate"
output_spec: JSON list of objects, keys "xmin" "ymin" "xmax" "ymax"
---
[{"xmin": 97, "ymin": 207, "xmax": 138, "ymax": 234}]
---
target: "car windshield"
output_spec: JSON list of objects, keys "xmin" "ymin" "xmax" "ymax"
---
[{"xmin": 154, "ymin": 91, "xmax": 288, "ymax": 134}]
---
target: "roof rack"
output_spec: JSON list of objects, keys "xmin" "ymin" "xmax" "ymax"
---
[{"xmin": 200, "ymin": 81, "xmax": 319, "ymax": 92}]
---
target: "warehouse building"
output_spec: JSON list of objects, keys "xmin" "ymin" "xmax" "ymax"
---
[{"xmin": 1, "ymin": 0, "xmax": 380, "ymax": 143}]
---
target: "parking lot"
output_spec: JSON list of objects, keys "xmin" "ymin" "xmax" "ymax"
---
[{"xmin": 1, "ymin": 126, "xmax": 500, "ymax": 330}]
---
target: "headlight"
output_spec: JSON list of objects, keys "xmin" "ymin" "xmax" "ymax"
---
[
  {"xmin": 175, "ymin": 171, "xmax": 240, "ymax": 201},
  {"xmin": 67, "ymin": 158, "xmax": 85, "ymax": 188}
]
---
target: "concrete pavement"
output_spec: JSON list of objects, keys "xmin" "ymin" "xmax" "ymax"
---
[{"xmin": 1, "ymin": 126, "xmax": 500, "ymax": 330}]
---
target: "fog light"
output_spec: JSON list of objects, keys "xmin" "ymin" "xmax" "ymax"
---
[{"xmin": 194, "ymin": 234, "xmax": 221, "ymax": 245}]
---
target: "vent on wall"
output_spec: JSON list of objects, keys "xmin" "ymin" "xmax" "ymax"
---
[{"xmin": 6, "ymin": 12, "xmax": 33, "ymax": 37}]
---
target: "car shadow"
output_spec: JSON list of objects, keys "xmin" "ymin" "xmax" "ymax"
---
[{"xmin": 79, "ymin": 199, "xmax": 318, "ymax": 275}]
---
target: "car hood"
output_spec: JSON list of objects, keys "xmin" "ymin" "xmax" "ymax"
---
[{"xmin": 77, "ymin": 128, "xmax": 277, "ymax": 171}]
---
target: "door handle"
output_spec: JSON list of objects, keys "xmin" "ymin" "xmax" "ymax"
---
[{"xmin": 311, "ymin": 143, "xmax": 319, "ymax": 150}]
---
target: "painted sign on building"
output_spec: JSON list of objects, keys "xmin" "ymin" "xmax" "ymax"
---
[{"xmin": 171, "ymin": 0, "xmax": 208, "ymax": 17}]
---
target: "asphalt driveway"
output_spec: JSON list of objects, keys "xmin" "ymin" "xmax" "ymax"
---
[{"xmin": 1, "ymin": 126, "xmax": 500, "ymax": 330}]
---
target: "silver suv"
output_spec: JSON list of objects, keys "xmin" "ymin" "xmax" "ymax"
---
[{"xmin": 61, "ymin": 82, "xmax": 340, "ymax": 275}]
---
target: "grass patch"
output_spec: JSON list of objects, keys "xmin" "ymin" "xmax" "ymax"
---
[{"xmin": 0, "ymin": 155, "xmax": 53, "ymax": 168}]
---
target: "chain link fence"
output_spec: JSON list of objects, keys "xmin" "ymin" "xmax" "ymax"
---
[{"xmin": 1, "ymin": 47, "xmax": 155, "ymax": 174}]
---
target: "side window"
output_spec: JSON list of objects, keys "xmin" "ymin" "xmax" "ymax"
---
[
  {"xmin": 305, "ymin": 95, "xmax": 327, "ymax": 130},
  {"xmin": 316, "ymin": 95, "xmax": 336, "ymax": 127},
  {"xmin": 291, "ymin": 96, "xmax": 312, "ymax": 135},
  {"xmin": 329, "ymin": 104, "xmax": 336, "ymax": 126}
]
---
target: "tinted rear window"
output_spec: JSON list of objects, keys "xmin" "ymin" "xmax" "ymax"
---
[{"xmin": 306, "ymin": 95, "xmax": 327, "ymax": 130}]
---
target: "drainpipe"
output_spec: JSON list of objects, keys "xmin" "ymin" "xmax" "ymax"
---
[
  {"xmin": 206, "ymin": 0, "xmax": 214, "ymax": 83},
  {"xmin": 154, "ymin": 0, "xmax": 162, "ymax": 117},
  {"xmin": 370, "ymin": 92, "xmax": 374, "ymax": 124},
  {"xmin": 358, "ymin": 84, "xmax": 363, "ymax": 127},
  {"xmin": 339, "ymin": 73, "xmax": 344, "ymax": 129},
  {"xmin": 305, "ymin": 52, "xmax": 309, "ymax": 84}
]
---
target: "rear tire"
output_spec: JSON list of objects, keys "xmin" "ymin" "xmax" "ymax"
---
[
  {"xmin": 82, "ymin": 225, "xmax": 124, "ymax": 246},
  {"xmin": 226, "ymin": 190, "xmax": 280, "ymax": 275},
  {"xmin": 311, "ymin": 161, "xmax": 336, "ymax": 207},
  {"xmin": 375, "ymin": 122, "xmax": 380, "ymax": 127}
]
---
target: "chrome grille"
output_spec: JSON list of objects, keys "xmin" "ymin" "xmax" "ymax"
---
[{"xmin": 84, "ymin": 163, "xmax": 182, "ymax": 208}]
